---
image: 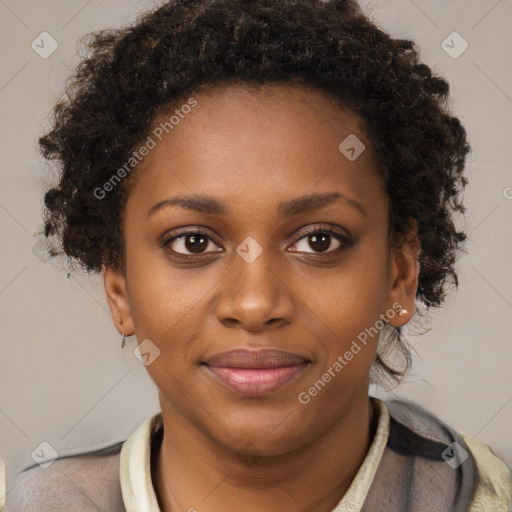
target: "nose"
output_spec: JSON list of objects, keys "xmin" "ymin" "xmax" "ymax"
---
[{"xmin": 215, "ymin": 251, "xmax": 294, "ymax": 332}]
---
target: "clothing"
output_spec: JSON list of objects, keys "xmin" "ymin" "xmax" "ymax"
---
[{"xmin": 3, "ymin": 397, "xmax": 511, "ymax": 511}]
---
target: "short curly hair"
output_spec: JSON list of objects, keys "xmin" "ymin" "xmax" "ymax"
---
[{"xmin": 39, "ymin": 0, "xmax": 470, "ymax": 384}]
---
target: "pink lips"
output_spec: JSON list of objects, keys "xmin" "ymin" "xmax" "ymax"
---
[{"xmin": 202, "ymin": 348, "xmax": 310, "ymax": 397}]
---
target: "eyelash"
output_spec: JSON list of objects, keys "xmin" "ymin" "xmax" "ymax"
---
[{"xmin": 162, "ymin": 225, "xmax": 352, "ymax": 259}]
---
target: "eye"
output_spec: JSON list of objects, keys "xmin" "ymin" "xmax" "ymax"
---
[
  {"xmin": 162, "ymin": 225, "xmax": 352, "ymax": 258},
  {"xmin": 163, "ymin": 229, "xmax": 223, "ymax": 256},
  {"xmin": 288, "ymin": 226, "xmax": 351, "ymax": 254}
]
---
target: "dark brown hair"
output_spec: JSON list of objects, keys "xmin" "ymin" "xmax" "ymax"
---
[{"xmin": 39, "ymin": 0, "xmax": 470, "ymax": 383}]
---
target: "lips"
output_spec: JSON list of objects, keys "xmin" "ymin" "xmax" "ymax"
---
[
  {"xmin": 203, "ymin": 348, "xmax": 310, "ymax": 368},
  {"xmin": 202, "ymin": 348, "xmax": 310, "ymax": 397}
]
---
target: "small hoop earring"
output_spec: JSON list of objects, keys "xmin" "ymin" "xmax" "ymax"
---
[
  {"xmin": 120, "ymin": 322, "xmax": 126, "ymax": 349},
  {"xmin": 398, "ymin": 308, "xmax": 408, "ymax": 317}
]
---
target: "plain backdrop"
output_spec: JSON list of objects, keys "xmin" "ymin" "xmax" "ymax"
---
[{"xmin": 0, "ymin": 0, "xmax": 511, "ymax": 499}]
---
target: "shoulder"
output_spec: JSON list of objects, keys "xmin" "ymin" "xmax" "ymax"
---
[
  {"xmin": 381, "ymin": 397, "xmax": 512, "ymax": 511},
  {"xmin": 6, "ymin": 442, "xmax": 125, "ymax": 512},
  {"xmin": 462, "ymin": 434, "xmax": 512, "ymax": 512}
]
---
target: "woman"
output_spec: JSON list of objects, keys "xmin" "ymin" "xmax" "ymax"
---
[{"xmin": 4, "ymin": 0, "xmax": 511, "ymax": 510}]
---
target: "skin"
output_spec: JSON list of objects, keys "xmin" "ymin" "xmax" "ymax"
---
[{"xmin": 103, "ymin": 83, "xmax": 420, "ymax": 512}]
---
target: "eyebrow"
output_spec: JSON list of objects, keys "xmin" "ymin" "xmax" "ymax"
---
[{"xmin": 147, "ymin": 191, "xmax": 366, "ymax": 219}]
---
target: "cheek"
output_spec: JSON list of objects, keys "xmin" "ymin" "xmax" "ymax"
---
[
  {"xmin": 126, "ymin": 240, "xmax": 204, "ymax": 331},
  {"xmin": 296, "ymin": 280, "xmax": 386, "ymax": 412},
  {"xmin": 124, "ymin": 277, "xmax": 204, "ymax": 390},
  {"xmin": 302, "ymin": 247, "xmax": 388, "ymax": 314},
  {"xmin": 301, "ymin": 250, "xmax": 389, "ymax": 367}
]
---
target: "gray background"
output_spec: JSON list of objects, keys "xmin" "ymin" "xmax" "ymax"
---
[{"xmin": 0, "ymin": 0, "xmax": 511, "ymax": 499}]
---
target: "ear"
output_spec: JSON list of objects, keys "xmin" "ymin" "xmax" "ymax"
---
[
  {"xmin": 102, "ymin": 263, "xmax": 135, "ymax": 335},
  {"xmin": 385, "ymin": 221, "xmax": 421, "ymax": 327}
]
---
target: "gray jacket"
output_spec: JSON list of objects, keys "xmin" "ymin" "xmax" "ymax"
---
[{"xmin": 4, "ymin": 399, "xmax": 508, "ymax": 511}]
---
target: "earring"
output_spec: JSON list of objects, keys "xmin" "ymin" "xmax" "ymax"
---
[
  {"xmin": 120, "ymin": 322, "xmax": 126, "ymax": 349},
  {"xmin": 398, "ymin": 308, "xmax": 408, "ymax": 317}
]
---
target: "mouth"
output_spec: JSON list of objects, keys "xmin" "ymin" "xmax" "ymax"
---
[{"xmin": 201, "ymin": 348, "xmax": 311, "ymax": 397}]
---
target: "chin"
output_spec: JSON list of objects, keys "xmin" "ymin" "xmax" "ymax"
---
[{"xmin": 205, "ymin": 410, "xmax": 316, "ymax": 457}]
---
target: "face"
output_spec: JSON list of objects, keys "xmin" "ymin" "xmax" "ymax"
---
[{"xmin": 104, "ymin": 84, "xmax": 418, "ymax": 455}]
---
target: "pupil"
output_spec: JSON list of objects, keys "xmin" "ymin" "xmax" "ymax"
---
[
  {"xmin": 309, "ymin": 233, "xmax": 330, "ymax": 252},
  {"xmin": 182, "ymin": 233, "xmax": 331, "ymax": 254},
  {"xmin": 185, "ymin": 234, "xmax": 208, "ymax": 253}
]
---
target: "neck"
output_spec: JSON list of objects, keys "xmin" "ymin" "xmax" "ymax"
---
[{"xmin": 152, "ymin": 392, "xmax": 377, "ymax": 512}]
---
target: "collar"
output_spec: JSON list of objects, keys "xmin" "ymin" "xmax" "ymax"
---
[{"xmin": 119, "ymin": 397, "xmax": 390, "ymax": 512}]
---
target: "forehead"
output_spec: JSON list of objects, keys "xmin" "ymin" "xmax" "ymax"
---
[{"xmin": 125, "ymin": 83, "xmax": 385, "ymax": 220}]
